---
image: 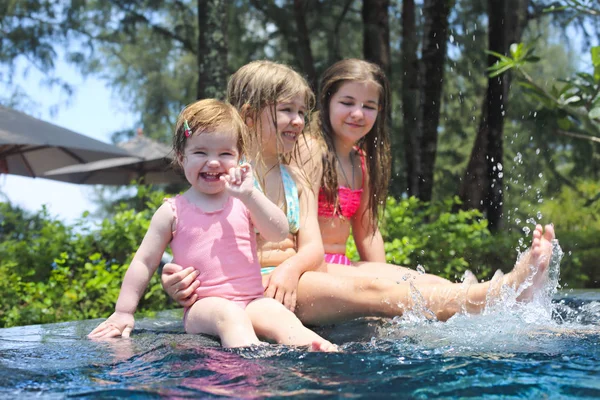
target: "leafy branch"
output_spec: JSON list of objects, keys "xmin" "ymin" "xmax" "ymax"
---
[{"xmin": 486, "ymin": 42, "xmax": 600, "ymax": 141}]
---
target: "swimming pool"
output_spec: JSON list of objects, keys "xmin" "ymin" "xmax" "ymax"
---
[
  {"xmin": 1, "ymin": 240, "xmax": 599, "ymax": 399},
  {"xmin": 1, "ymin": 288, "xmax": 598, "ymax": 399}
]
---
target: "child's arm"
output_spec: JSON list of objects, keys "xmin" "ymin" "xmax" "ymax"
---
[
  {"xmin": 222, "ymin": 164, "xmax": 289, "ymax": 242},
  {"xmin": 264, "ymin": 175, "xmax": 324, "ymax": 311},
  {"xmin": 88, "ymin": 203, "xmax": 174, "ymax": 339},
  {"xmin": 351, "ymin": 176, "xmax": 387, "ymax": 263}
]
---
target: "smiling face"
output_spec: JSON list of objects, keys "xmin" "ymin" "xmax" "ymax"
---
[
  {"xmin": 328, "ymin": 81, "xmax": 380, "ymax": 147},
  {"xmin": 257, "ymin": 94, "xmax": 307, "ymax": 158},
  {"xmin": 178, "ymin": 124, "xmax": 240, "ymax": 195}
]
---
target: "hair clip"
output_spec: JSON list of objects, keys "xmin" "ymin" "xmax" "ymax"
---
[{"xmin": 184, "ymin": 120, "xmax": 191, "ymax": 137}]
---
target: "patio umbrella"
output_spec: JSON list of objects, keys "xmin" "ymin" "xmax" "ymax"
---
[
  {"xmin": 43, "ymin": 133, "xmax": 184, "ymax": 185},
  {"xmin": 0, "ymin": 106, "xmax": 131, "ymax": 178}
]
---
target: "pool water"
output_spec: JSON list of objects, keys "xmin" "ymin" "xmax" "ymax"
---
[{"xmin": 1, "ymin": 246, "xmax": 599, "ymax": 398}]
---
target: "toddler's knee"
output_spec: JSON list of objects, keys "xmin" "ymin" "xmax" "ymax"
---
[{"xmin": 213, "ymin": 303, "xmax": 249, "ymax": 329}]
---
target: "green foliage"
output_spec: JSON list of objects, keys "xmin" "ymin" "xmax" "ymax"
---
[
  {"xmin": 538, "ymin": 180, "xmax": 600, "ymax": 287},
  {"xmin": 0, "ymin": 186, "xmax": 174, "ymax": 328},
  {"xmin": 2, "ymin": 188, "xmax": 598, "ymax": 328},
  {"xmin": 347, "ymin": 196, "xmax": 497, "ymax": 281},
  {"xmin": 347, "ymin": 194, "xmax": 598, "ymax": 288}
]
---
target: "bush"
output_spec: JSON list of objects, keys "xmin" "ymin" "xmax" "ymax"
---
[
  {"xmin": 347, "ymin": 196, "xmax": 498, "ymax": 281},
  {"xmin": 0, "ymin": 187, "xmax": 173, "ymax": 328},
  {"xmin": 1, "ymin": 190, "xmax": 596, "ymax": 327}
]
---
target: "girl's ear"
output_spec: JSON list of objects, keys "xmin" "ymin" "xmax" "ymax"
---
[
  {"xmin": 176, "ymin": 152, "xmax": 185, "ymax": 168},
  {"xmin": 240, "ymin": 104, "xmax": 254, "ymax": 128}
]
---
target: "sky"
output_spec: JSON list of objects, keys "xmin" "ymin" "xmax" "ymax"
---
[{"xmin": 1, "ymin": 58, "xmax": 137, "ymax": 224}]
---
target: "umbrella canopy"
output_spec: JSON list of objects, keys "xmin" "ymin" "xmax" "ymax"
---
[
  {"xmin": 0, "ymin": 106, "xmax": 128, "ymax": 177},
  {"xmin": 0, "ymin": 106, "xmax": 131, "ymax": 178},
  {"xmin": 44, "ymin": 134, "xmax": 184, "ymax": 185}
]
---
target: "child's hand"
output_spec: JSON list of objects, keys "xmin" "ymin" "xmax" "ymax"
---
[
  {"xmin": 88, "ymin": 311, "xmax": 135, "ymax": 339},
  {"xmin": 263, "ymin": 265, "xmax": 301, "ymax": 312},
  {"xmin": 221, "ymin": 163, "xmax": 255, "ymax": 199},
  {"xmin": 161, "ymin": 263, "xmax": 200, "ymax": 307}
]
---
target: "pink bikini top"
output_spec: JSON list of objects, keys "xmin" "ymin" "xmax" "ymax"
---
[{"xmin": 318, "ymin": 149, "xmax": 366, "ymax": 219}]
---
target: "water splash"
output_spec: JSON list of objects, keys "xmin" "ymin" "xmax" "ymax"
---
[{"xmin": 381, "ymin": 240, "xmax": 574, "ymax": 354}]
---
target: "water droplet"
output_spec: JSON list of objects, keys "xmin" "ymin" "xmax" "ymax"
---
[
  {"xmin": 514, "ymin": 152, "xmax": 523, "ymax": 163},
  {"xmin": 416, "ymin": 265, "xmax": 426, "ymax": 274},
  {"xmin": 535, "ymin": 148, "xmax": 540, "ymax": 155},
  {"xmin": 537, "ymin": 211, "xmax": 543, "ymax": 220}
]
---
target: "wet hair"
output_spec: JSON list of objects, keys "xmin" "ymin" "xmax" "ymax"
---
[
  {"xmin": 318, "ymin": 58, "xmax": 391, "ymax": 230},
  {"xmin": 172, "ymin": 98, "xmax": 248, "ymax": 170},
  {"xmin": 226, "ymin": 60, "xmax": 315, "ymax": 176}
]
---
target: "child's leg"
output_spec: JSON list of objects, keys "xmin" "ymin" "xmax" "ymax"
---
[
  {"xmin": 408, "ymin": 224, "xmax": 556, "ymax": 319},
  {"xmin": 245, "ymin": 297, "xmax": 337, "ymax": 352},
  {"xmin": 326, "ymin": 261, "xmax": 452, "ymax": 284},
  {"xmin": 295, "ymin": 224, "xmax": 555, "ymax": 324},
  {"xmin": 185, "ymin": 297, "xmax": 260, "ymax": 348}
]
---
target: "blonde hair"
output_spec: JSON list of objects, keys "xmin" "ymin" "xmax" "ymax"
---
[
  {"xmin": 318, "ymin": 59, "xmax": 391, "ymax": 229},
  {"xmin": 172, "ymin": 99, "xmax": 248, "ymax": 169},
  {"xmin": 227, "ymin": 60, "xmax": 315, "ymax": 171}
]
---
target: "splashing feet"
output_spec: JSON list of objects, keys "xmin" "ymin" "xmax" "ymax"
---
[{"xmin": 502, "ymin": 224, "xmax": 555, "ymax": 301}]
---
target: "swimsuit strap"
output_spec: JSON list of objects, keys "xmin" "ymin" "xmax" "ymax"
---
[
  {"xmin": 280, "ymin": 164, "xmax": 300, "ymax": 234},
  {"xmin": 251, "ymin": 163, "xmax": 300, "ymax": 234},
  {"xmin": 354, "ymin": 147, "xmax": 367, "ymax": 188}
]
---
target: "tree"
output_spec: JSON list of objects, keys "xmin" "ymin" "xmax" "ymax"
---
[
  {"xmin": 400, "ymin": 0, "xmax": 420, "ymax": 197},
  {"xmin": 197, "ymin": 0, "xmax": 229, "ymax": 100},
  {"xmin": 458, "ymin": 0, "xmax": 530, "ymax": 232},
  {"xmin": 293, "ymin": 0, "xmax": 317, "ymax": 90},
  {"xmin": 418, "ymin": 0, "xmax": 454, "ymax": 201},
  {"xmin": 0, "ymin": 0, "xmax": 77, "ymax": 107},
  {"xmin": 363, "ymin": 0, "xmax": 391, "ymax": 77}
]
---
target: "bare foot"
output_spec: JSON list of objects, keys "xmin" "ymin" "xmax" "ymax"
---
[
  {"xmin": 310, "ymin": 339, "xmax": 338, "ymax": 352},
  {"xmin": 503, "ymin": 224, "xmax": 555, "ymax": 301}
]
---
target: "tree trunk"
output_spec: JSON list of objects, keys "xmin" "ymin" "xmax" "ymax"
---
[
  {"xmin": 418, "ymin": 0, "xmax": 453, "ymax": 201},
  {"xmin": 458, "ymin": 0, "xmax": 529, "ymax": 232},
  {"xmin": 197, "ymin": 0, "xmax": 228, "ymax": 100},
  {"xmin": 362, "ymin": 0, "xmax": 391, "ymax": 77},
  {"xmin": 401, "ymin": 0, "xmax": 420, "ymax": 197},
  {"xmin": 293, "ymin": 0, "xmax": 317, "ymax": 90}
]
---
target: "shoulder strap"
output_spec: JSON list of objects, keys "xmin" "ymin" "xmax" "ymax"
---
[
  {"xmin": 354, "ymin": 147, "xmax": 367, "ymax": 188},
  {"xmin": 280, "ymin": 165, "xmax": 300, "ymax": 234}
]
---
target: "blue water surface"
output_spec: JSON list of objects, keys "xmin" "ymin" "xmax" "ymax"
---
[{"xmin": 1, "ymin": 288, "xmax": 599, "ymax": 399}]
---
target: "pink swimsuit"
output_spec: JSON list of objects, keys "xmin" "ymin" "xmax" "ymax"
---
[
  {"xmin": 165, "ymin": 195, "xmax": 265, "ymax": 318},
  {"xmin": 317, "ymin": 150, "xmax": 366, "ymax": 266}
]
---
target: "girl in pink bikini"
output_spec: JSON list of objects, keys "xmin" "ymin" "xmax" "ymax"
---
[
  {"xmin": 314, "ymin": 59, "xmax": 452, "ymax": 283},
  {"xmin": 88, "ymin": 98, "xmax": 336, "ymax": 351}
]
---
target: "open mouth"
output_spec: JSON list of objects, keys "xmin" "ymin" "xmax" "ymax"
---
[
  {"xmin": 281, "ymin": 131, "xmax": 298, "ymax": 141},
  {"xmin": 200, "ymin": 172, "xmax": 223, "ymax": 181}
]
